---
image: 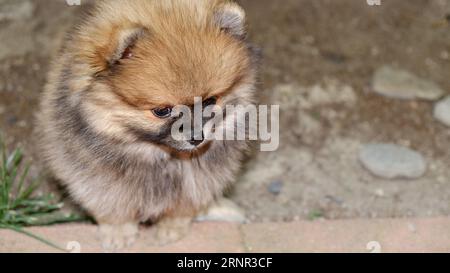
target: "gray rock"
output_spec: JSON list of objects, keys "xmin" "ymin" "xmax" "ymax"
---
[
  {"xmin": 267, "ymin": 180, "xmax": 283, "ymax": 195},
  {"xmin": 372, "ymin": 66, "xmax": 444, "ymax": 100},
  {"xmin": 433, "ymin": 96, "xmax": 450, "ymax": 127},
  {"xmin": 0, "ymin": 0, "xmax": 34, "ymax": 22},
  {"xmin": 359, "ymin": 143, "xmax": 427, "ymax": 179}
]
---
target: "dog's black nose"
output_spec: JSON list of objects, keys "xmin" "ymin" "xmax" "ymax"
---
[
  {"xmin": 189, "ymin": 139, "xmax": 203, "ymax": 146},
  {"xmin": 189, "ymin": 132, "xmax": 204, "ymax": 146}
]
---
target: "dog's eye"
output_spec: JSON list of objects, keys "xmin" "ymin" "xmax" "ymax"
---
[
  {"xmin": 203, "ymin": 96, "xmax": 217, "ymax": 107},
  {"xmin": 152, "ymin": 107, "xmax": 172, "ymax": 118}
]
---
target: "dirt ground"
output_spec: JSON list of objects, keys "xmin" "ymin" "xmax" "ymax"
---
[{"xmin": 1, "ymin": 0, "xmax": 450, "ymax": 222}]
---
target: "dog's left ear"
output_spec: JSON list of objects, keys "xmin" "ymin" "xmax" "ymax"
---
[{"xmin": 214, "ymin": 2, "xmax": 247, "ymax": 39}]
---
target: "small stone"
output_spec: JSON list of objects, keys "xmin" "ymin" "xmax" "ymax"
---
[
  {"xmin": 425, "ymin": 58, "xmax": 437, "ymax": 69},
  {"xmin": 195, "ymin": 198, "xmax": 246, "ymax": 223},
  {"xmin": 267, "ymin": 180, "xmax": 283, "ymax": 195},
  {"xmin": 429, "ymin": 163, "xmax": 438, "ymax": 171},
  {"xmin": 433, "ymin": 96, "xmax": 450, "ymax": 127},
  {"xmin": 302, "ymin": 35, "xmax": 315, "ymax": 45},
  {"xmin": 308, "ymin": 81, "xmax": 357, "ymax": 107},
  {"xmin": 6, "ymin": 115, "xmax": 17, "ymax": 125},
  {"xmin": 374, "ymin": 188, "xmax": 385, "ymax": 197},
  {"xmin": 359, "ymin": 143, "xmax": 427, "ymax": 179},
  {"xmin": 372, "ymin": 66, "xmax": 444, "ymax": 100},
  {"xmin": 437, "ymin": 176, "xmax": 447, "ymax": 183},
  {"xmin": 5, "ymin": 82, "xmax": 13, "ymax": 92},
  {"xmin": 407, "ymin": 223, "xmax": 417, "ymax": 233},
  {"xmin": 371, "ymin": 47, "xmax": 379, "ymax": 56},
  {"xmin": 17, "ymin": 120, "xmax": 27, "ymax": 128}
]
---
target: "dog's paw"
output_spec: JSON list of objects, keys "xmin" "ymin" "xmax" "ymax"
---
[
  {"xmin": 155, "ymin": 217, "xmax": 191, "ymax": 246},
  {"xmin": 98, "ymin": 223, "xmax": 139, "ymax": 252}
]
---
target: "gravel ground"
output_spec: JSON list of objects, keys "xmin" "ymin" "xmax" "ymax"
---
[{"xmin": 1, "ymin": 0, "xmax": 450, "ymax": 222}]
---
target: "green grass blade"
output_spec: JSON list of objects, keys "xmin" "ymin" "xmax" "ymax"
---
[
  {"xmin": 15, "ymin": 164, "xmax": 30, "ymax": 202},
  {"xmin": 0, "ymin": 224, "xmax": 66, "ymax": 252},
  {"xmin": 0, "ymin": 135, "xmax": 85, "ymax": 252},
  {"xmin": 17, "ymin": 180, "xmax": 41, "ymax": 201},
  {"xmin": 5, "ymin": 149, "xmax": 22, "ymax": 193},
  {"xmin": 0, "ymin": 140, "xmax": 8, "ymax": 207}
]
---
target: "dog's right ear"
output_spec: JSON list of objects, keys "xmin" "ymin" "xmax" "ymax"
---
[
  {"xmin": 106, "ymin": 28, "xmax": 145, "ymax": 68},
  {"xmin": 214, "ymin": 2, "xmax": 247, "ymax": 40},
  {"xmin": 73, "ymin": 25, "xmax": 146, "ymax": 77}
]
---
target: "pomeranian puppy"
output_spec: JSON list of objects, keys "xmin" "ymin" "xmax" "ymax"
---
[{"xmin": 36, "ymin": 0, "xmax": 258, "ymax": 250}]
